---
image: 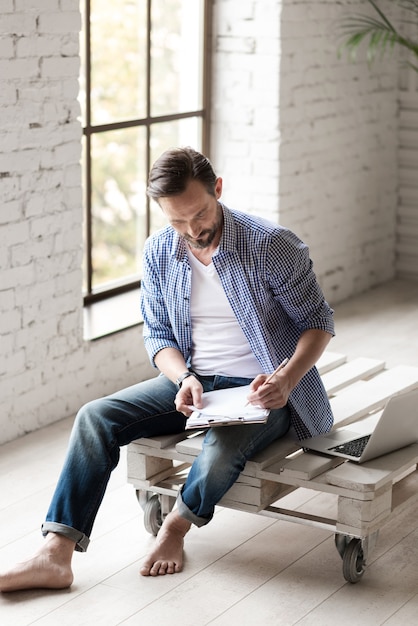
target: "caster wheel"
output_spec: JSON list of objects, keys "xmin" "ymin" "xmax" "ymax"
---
[
  {"xmin": 143, "ymin": 494, "xmax": 162, "ymax": 536},
  {"xmin": 342, "ymin": 538, "xmax": 365, "ymax": 583},
  {"xmin": 335, "ymin": 533, "xmax": 350, "ymax": 559}
]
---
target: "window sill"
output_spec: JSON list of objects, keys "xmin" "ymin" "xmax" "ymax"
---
[{"xmin": 83, "ymin": 289, "xmax": 142, "ymax": 340}]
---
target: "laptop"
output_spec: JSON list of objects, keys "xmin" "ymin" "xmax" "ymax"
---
[{"xmin": 300, "ymin": 388, "xmax": 418, "ymax": 463}]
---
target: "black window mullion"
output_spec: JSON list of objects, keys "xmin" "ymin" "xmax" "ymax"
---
[
  {"xmin": 84, "ymin": 0, "xmax": 93, "ymax": 297},
  {"xmin": 145, "ymin": 0, "xmax": 152, "ymax": 238}
]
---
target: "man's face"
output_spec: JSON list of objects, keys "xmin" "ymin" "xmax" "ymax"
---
[{"xmin": 159, "ymin": 178, "xmax": 223, "ymax": 250}]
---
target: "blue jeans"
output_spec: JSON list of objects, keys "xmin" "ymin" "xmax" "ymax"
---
[{"xmin": 42, "ymin": 374, "xmax": 290, "ymax": 551}]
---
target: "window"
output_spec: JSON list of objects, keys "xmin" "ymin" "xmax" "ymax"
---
[{"xmin": 79, "ymin": 0, "xmax": 211, "ymax": 304}]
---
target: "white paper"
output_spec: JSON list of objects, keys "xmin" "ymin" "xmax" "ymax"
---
[{"xmin": 185, "ymin": 385, "xmax": 270, "ymax": 429}]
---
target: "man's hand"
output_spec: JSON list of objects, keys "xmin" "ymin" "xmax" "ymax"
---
[
  {"xmin": 175, "ymin": 376, "xmax": 204, "ymax": 416},
  {"xmin": 246, "ymin": 371, "xmax": 291, "ymax": 409},
  {"xmin": 153, "ymin": 348, "xmax": 204, "ymax": 416},
  {"xmin": 246, "ymin": 328, "xmax": 332, "ymax": 409}
]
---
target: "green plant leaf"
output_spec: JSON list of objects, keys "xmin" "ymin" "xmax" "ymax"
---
[{"xmin": 338, "ymin": 0, "xmax": 418, "ymax": 71}]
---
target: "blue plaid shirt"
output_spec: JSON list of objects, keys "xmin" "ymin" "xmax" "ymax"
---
[{"xmin": 141, "ymin": 204, "xmax": 335, "ymax": 439}]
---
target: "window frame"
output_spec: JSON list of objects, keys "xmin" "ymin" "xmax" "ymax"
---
[{"xmin": 81, "ymin": 0, "xmax": 212, "ymax": 305}]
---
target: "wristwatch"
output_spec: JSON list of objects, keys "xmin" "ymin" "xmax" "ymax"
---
[{"xmin": 175, "ymin": 371, "xmax": 197, "ymax": 389}]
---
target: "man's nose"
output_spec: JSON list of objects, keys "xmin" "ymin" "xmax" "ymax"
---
[{"xmin": 188, "ymin": 222, "xmax": 201, "ymax": 237}]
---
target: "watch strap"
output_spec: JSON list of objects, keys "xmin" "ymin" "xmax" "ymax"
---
[{"xmin": 175, "ymin": 371, "xmax": 196, "ymax": 388}]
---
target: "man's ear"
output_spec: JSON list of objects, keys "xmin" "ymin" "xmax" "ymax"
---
[{"xmin": 214, "ymin": 177, "xmax": 223, "ymax": 199}]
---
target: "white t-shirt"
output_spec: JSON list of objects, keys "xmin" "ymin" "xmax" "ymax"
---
[{"xmin": 187, "ymin": 248, "xmax": 261, "ymax": 378}]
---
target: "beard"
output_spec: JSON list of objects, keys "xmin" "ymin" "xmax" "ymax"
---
[
  {"xmin": 182, "ymin": 206, "xmax": 223, "ymax": 250},
  {"xmin": 182, "ymin": 227, "xmax": 218, "ymax": 249}
]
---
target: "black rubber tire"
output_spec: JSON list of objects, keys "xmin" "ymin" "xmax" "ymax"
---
[
  {"xmin": 143, "ymin": 494, "xmax": 162, "ymax": 536},
  {"xmin": 342, "ymin": 538, "xmax": 365, "ymax": 583}
]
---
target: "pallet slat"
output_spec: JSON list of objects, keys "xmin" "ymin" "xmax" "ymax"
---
[
  {"xmin": 321, "ymin": 357, "xmax": 385, "ymax": 395},
  {"xmin": 316, "ymin": 351, "xmax": 347, "ymax": 375},
  {"xmin": 330, "ymin": 366, "xmax": 418, "ymax": 427}
]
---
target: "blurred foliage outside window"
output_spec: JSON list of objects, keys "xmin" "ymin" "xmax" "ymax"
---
[{"xmin": 79, "ymin": 0, "xmax": 207, "ymax": 299}]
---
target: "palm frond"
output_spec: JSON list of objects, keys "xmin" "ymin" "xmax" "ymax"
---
[{"xmin": 338, "ymin": 0, "xmax": 418, "ymax": 70}]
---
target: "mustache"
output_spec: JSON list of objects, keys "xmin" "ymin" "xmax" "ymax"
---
[
  {"xmin": 182, "ymin": 228, "xmax": 217, "ymax": 249},
  {"xmin": 185, "ymin": 229, "xmax": 211, "ymax": 240}
]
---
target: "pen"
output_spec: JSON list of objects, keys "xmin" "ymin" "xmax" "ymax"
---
[
  {"xmin": 263, "ymin": 357, "xmax": 289, "ymax": 384},
  {"xmin": 245, "ymin": 357, "xmax": 289, "ymax": 406}
]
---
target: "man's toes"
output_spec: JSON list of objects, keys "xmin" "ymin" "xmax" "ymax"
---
[
  {"xmin": 150, "ymin": 560, "xmax": 166, "ymax": 576},
  {"xmin": 162, "ymin": 561, "xmax": 176, "ymax": 575},
  {"xmin": 139, "ymin": 558, "xmax": 153, "ymax": 576}
]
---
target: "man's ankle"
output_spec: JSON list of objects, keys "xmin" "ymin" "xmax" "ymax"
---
[
  {"xmin": 162, "ymin": 510, "xmax": 191, "ymax": 537},
  {"xmin": 43, "ymin": 532, "xmax": 76, "ymax": 560}
]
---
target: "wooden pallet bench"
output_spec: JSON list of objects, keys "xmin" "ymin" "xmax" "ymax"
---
[{"xmin": 127, "ymin": 352, "xmax": 418, "ymax": 582}]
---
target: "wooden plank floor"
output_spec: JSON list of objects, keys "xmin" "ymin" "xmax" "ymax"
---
[{"xmin": 1, "ymin": 278, "xmax": 418, "ymax": 626}]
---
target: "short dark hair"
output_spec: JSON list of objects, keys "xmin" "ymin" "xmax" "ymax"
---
[{"xmin": 147, "ymin": 147, "xmax": 217, "ymax": 200}]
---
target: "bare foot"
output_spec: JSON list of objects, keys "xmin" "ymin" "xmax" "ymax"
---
[
  {"xmin": 0, "ymin": 534, "xmax": 75, "ymax": 593},
  {"xmin": 140, "ymin": 510, "xmax": 191, "ymax": 576}
]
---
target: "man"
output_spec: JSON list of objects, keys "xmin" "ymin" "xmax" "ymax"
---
[{"xmin": 0, "ymin": 147, "xmax": 334, "ymax": 591}]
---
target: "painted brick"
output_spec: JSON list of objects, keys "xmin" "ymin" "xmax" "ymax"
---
[
  {"xmin": 1, "ymin": 308, "xmax": 23, "ymax": 335},
  {"xmin": 0, "ymin": 35, "xmax": 13, "ymax": 58},
  {"xmin": 41, "ymin": 55, "xmax": 80, "ymax": 79},
  {"xmin": 0, "ymin": 148, "xmax": 41, "ymax": 172},
  {"xmin": 38, "ymin": 12, "xmax": 81, "ymax": 34},
  {"xmin": 0, "ymin": 57, "xmax": 40, "ymax": 80},
  {"xmin": 1, "ymin": 200, "xmax": 22, "ymax": 224},
  {"xmin": 16, "ymin": 35, "xmax": 60, "ymax": 58},
  {"xmin": 0, "ymin": 0, "xmax": 13, "ymax": 12},
  {"xmin": 2, "ymin": 221, "xmax": 30, "ymax": 247},
  {"xmin": 0, "ymin": 288, "xmax": 15, "ymax": 312},
  {"xmin": 0, "ymin": 13, "xmax": 36, "ymax": 35},
  {"xmin": 15, "ymin": 0, "xmax": 59, "ymax": 10},
  {"xmin": 0, "ymin": 85, "xmax": 18, "ymax": 107}
]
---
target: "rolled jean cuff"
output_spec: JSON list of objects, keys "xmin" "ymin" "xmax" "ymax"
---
[
  {"xmin": 176, "ymin": 490, "xmax": 212, "ymax": 528},
  {"xmin": 41, "ymin": 522, "xmax": 90, "ymax": 552}
]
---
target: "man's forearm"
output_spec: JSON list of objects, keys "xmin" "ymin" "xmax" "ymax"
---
[
  {"xmin": 154, "ymin": 347, "xmax": 204, "ymax": 415},
  {"xmin": 154, "ymin": 347, "xmax": 190, "ymax": 384},
  {"xmin": 284, "ymin": 328, "xmax": 332, "ymax": 390}
]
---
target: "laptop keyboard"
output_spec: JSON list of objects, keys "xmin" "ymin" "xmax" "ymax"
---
[{"xmin": 329, "ymin": 434, "xmax": 371, "ymax": 457}]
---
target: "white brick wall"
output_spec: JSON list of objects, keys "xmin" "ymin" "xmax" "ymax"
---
[
  {"xmin": 211, "ymin": 0, "xmax": 400, "ymax": 303},
  {"xmin": 398, "ymin": 15, "xmax": 418, "ymax": 281},
  {"xmin": 211, "ymin": 0, "xmax": 281, "ymax": 218},
  {"xmin": 398, "ymin": 95, "xmax": 418, "ymax": 279},
  {"xmin": 0, "ymin": 0, "xmax": 409, "ymax": 444},
  {"xmin": 279, "ymin": 0, "xmax": 399, "ymax": 302}
]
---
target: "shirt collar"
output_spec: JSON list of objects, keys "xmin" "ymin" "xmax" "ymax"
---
[{"xmin": 217, "ymin": 203, "xmax": 237, "ymax": 253}]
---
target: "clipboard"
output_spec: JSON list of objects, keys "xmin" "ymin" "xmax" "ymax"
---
[{"xmin": 185, "ymin": 384, "xmax": 270, "ymax": 429}]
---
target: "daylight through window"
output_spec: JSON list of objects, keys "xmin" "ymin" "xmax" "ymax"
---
[{"xmin": 79, "ymin": 0, "xmax": 210, "ymax": 303}]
